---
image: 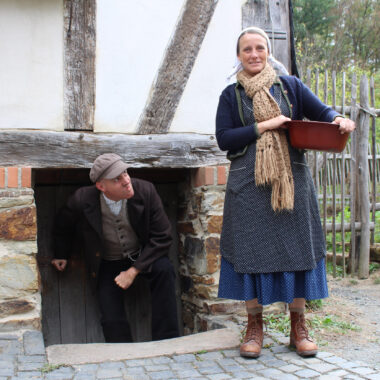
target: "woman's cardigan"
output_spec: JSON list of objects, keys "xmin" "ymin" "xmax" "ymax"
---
[{"xmin": 215, "ymin": 75, "xmax": 341, "ymax": 155}]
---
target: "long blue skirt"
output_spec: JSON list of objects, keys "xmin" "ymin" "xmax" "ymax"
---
[{"xmin": 218, "ymin": 257, "xmax": 328, "ymax": 305}]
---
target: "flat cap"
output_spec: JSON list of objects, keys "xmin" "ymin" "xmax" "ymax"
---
[{"xmin": 89, "ymin": 153, "xmax": 128, "ymax": 183}]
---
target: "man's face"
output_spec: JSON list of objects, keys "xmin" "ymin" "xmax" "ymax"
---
[{"xmin": 96, "ymin": 170, "xmax": 134, "ymax": 201}]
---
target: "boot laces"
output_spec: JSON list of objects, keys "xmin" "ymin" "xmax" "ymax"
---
[
  {"xmin": 245, "ymin": 316, "xmax": 263, "ymax": 344},
  {"xmin": 296, "ymin": 314, "xmax": 312, "ymax": 342}
]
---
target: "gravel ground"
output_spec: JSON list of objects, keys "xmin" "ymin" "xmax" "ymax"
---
[{"xmin": 309, "ymin": 273, "xmax": 380, "ymax": 369}]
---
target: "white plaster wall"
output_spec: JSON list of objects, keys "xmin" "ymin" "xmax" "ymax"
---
[
  {"xmin": 94, "ymin": 0, "xmax": 185, "ymax": 133},
  {"xmin": 170, "ymin": 0, "xmax": 242, "ymax": 134},
  {"xmin": 0, "ymin": 0, "xmax": 64, "ymax": 130}
]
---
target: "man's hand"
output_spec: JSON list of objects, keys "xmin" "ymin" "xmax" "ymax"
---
[
  {"xmin": 115, "ymin": 267, "xmax": 140, "ymax": 290},
  {"xmin": 51, "ymin": 259, "xmax": 67, "ymax": 272}
]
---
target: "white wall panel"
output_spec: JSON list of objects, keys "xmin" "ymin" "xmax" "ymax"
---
[
  {"xmin": 170, "ymin": 0, "xmax": 241, "ymax": 134},
  {"xmin": 0, "ymin": 0, "xmax": 64, "ymax": 130},
  {"xmin": 94, "ymin": 0, "xmax": 185, "ymax": 133}
]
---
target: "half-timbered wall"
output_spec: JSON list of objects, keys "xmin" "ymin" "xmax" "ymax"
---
[
  {"xmin": 0, "ymin": 0, "xmax": 291, "ymax": 137},
  {"xmin": 0, "ymin": 0, "xmax": 293, "ymax": 341}
]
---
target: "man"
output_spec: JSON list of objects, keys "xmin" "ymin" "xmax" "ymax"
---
[{"xmin": 52, "ymin": 153, "xmax": 179, "ymax": 342}]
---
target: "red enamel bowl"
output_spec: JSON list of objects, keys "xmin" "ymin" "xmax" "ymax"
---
[{"xmin": 286, "ymin": 120, "xmax": 349, "ymax": 153}]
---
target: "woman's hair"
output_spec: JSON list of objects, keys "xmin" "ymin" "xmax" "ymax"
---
[{"xmin": 236, "ymin": 27, "xmax": 271, "ymax": 55}]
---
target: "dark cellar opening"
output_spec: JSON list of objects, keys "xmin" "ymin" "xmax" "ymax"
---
[{"xmin": 34, "ymin": 168, "xmax": 187, "ymax": 346}]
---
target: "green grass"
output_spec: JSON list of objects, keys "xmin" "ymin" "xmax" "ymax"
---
[
  {"xmin": 370, "ymin": 262, "xmax": 380, "ymax": 273},
  {"xmin": 322, "ymin": 205, "xmax": 380, "ymax": 254},
  {"xmin": 263, "ymin": 313, "xmax": 291, "ymax": 336},
  {"xmin": 263, "ymin": 312, "xmax": 360, "ymax": 338},
  {"xmin": 306, "ymin": 299, "xmax": 323, "ymax": 311},
  {"xmin": 309, "ymin": 315, "xmax": 361, "ymax": 334},
  {"xmin": 326, "ymin": 261, "xmax": 344, "ymax": 277},
  {"xmin": 40, "ymin": 364, "xmax": 64, "ymax": 373}
]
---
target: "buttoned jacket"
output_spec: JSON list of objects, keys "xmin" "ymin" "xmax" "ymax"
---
[
  {"xmin": 53, "ymin": 178, "xmax": 172, "ymax": 281},
  {"xmin": 216, "ymin": 75, "xmax": 341, "ymax": 155}
]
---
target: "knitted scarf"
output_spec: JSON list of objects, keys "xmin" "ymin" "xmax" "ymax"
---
[{"xmin": 237, "ymin": 63, "xmax": 294, "ymax": 211}]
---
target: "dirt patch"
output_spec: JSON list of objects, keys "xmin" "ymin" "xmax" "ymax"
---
[{"xmin": 308, "ymin": 273, "xmax": 380, "ymax": 368}]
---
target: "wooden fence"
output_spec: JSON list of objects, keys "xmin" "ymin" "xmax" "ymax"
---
[{"xmin": 302, "ymin": 69, "xmax": 379, "ymax": 279}]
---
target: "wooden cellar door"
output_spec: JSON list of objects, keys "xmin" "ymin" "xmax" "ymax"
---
[{"xmin": 35, "ymin": 169, "xmax": 183, "ymax": 346}]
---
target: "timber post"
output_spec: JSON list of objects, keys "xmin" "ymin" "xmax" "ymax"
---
[
  {"xmin": 357, "ymin": 75, "xmax": 370, "ymax": 279},
  {"xmin": 349, "ymin": 73, "xmax": 358, "ymax": 274}
]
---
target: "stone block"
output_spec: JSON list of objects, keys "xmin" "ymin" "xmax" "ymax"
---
[
  {"xmin": 203, "ymin": 300, "xmax": 245, "ymax": 315},
  {"xmin": 205, "ymin": 237, "xmax": 219, "ymax": 255},
  {"xmin": 0, "ymin": 240, "xmax": 37, "ymax": 257},
  {"xmin": 23, "ymin": 330, "xmax": 45, "ymax": 355},
  {"xmin": 0, "ymin": 207, "xmax": 36, "ymax": 240},
  {"xmin": 205, "ymin": 237, "xmax": 220, "ymax": 274},
  {"xmin": 177, "ymin": 222, "xmax": 195, "ymax": 235},
  {"xmin": 0, "ymin": 255, "xmax": 39, "ymax": 298},
  {"xmin": 0, "ymin": 299, "xmax": 34, "ymax": 318},
  {"xmin": 190, "ymin": 193, "xmax": 203, "ymax": 215},
  {"xmin": 184, "ymin": 237, "xmax": 207, "ymax": 275},
  {"xmin": 203, "ymin": 191, "xmax": 225, "ymax": 213},
  {"xmin": 191, "ymin": 275, "xmax": 215, "ymax": 285},
  {"xmin": 207, "ymin": 215, "xmax": 223, "ymax": 234},
  {"xmin": 0, "ymin": 309, "xmax": 41, "ymax": 332},
  {"xmin": 0, "ymin": 195, "xmax": 34, "ymax": 209},
  {"xmin": 193, "ymin": 283, "xmax": 218, "ymax": 299}
]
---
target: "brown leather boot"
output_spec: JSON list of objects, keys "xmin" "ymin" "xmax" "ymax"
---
[
  {"xmin": 290, "ymin": 311, "xmax": 318, "ymax": 357},
  {"xmin": 240, "ymin": 313, "xmax": 264, "ymax": 358}
]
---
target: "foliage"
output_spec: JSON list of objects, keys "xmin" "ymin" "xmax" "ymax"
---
[
  {"xmin": 263, "ymin": 312, "xmax": 360, "ymax": 338},
  {"xmin": 293, "ymin": 0, "xmax": 380, "ymax": 73},
  {"xmin": 40, "ymin": 364, "xmax": 64, "ymax": 373},
  {"xmin": 306, "ymin": 299, "xmax": 323, "ymax": 311},
  {"xmin": 309, "ymin": 314, "xmax": 361, "ymax": 333},
  {"xmin": 323, "ymin": 205, "xmax": 380, "ymax": 254},
  {"xmin": 326, "ymin": 261, "xmax": 344, "ymax": 277},
  {"xmin": 263, "ymin": 313, "xmax": 291, "ymax": 336},
  {"xmin": 369, "ymin": 262, "xmax": 380, "ymax": 273}
]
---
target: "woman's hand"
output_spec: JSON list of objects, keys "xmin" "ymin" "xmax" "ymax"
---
[
  {"xmin": 257, "ymin": 115, "xmax": 291, "ymax": 134},
  {"xmin": 333, "ymin": 117, "xmax": 355, "ymax": 134}
]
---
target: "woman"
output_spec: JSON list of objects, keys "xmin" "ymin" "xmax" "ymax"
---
[{"xmin": 216, "ymin": 27, "xmax": 355, "ymax": 358}]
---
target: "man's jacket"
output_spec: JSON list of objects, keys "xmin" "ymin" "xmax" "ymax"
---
[{"xmin": 53, "ymin": 178, "xmax": 172, "ymax": 281}]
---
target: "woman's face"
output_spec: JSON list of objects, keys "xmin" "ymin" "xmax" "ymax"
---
[{"xmin": 237, "ymin": 33, "xmax": 268, "ymax": 76}]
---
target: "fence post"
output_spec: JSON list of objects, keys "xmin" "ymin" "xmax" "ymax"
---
[
  {"xmin": 370, "ymin": 77, "xmax": 377, "ymax": 245},
  {"xmin": 350, "ymin": 73, "xmax": 358, "ymax": 274},
  {"xmin": 357, "ymin": 75, "xmax": 370, "ymax": 279}
]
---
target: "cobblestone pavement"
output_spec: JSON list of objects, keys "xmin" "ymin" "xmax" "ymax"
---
[{"xmin": 1, "ymin": 330, "xmax": 380, "ymax": 380}]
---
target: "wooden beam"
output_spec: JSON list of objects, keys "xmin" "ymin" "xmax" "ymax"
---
[
  {"xmin": 357, "ymin": 75, "xmax": 371, "ymax": 279},
  {"xmin": 325, "ymin": 222, "xmax": 375, "ymax": 233},
  {"xmin": 242, "ymin": 0, "xmax": 291, "ymax": 72},
  {"xmin": 0, "ymin": 131, "xmax": 228, "ymax": 168},
  {"xmin": 137, "ymin": 0, "xmax": 218, "ymax": 134},
  {"xmin": 64, "ymin": 0, "xmax": 96, "ymax": 131}
]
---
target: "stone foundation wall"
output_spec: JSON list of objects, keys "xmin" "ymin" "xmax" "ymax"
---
[
  {"xmin": 178, "ymin": 165, "xmax": 246, "ymax": 335},
  {"xmin": 0, "ymin": 167, "xmax": 40, "ymax": 331}
]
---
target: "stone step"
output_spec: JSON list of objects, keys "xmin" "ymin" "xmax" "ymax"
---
[{"xmin": 46, "ymin": 327, "xmax": 240, "ymax": 365}]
